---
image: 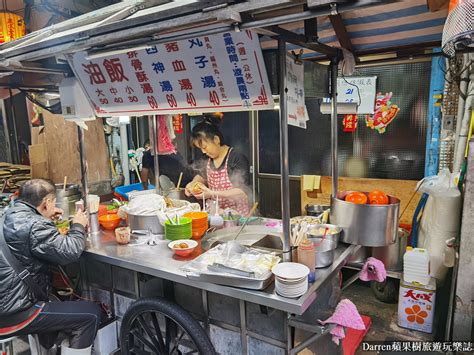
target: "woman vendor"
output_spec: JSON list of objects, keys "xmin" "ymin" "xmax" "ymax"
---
[{"xmin": 185, "ymin": 116, "xmax": 250, "ymax": 215}]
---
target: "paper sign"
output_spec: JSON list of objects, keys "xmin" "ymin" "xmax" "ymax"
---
[
  {"xmin": 336, "ymin": 76, "xmax": 377, "ymax": 114},
  {"xmin": 286, "ymin": 56, "xmax": 309, "ymax": 129},
  {"xmin": 67, "ymin": 30, "xmax": 274, "ymax": 117}
]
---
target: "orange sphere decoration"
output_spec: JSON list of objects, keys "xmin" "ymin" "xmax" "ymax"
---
[
  {"xmin": 345, "ymin": 191, "xmax": 368, "ymax": 204},
  {"xmin": 368, "ymin": 190, "xmax": 389, "ymax": 205}
]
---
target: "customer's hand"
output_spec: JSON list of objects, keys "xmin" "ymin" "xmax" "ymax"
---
[
  {"xmin": 73, "ymin": 210, "xmax": 88, "ymax": 227},
  {"xmin": 52, "ymin": 207, "xmax": 64, "ymax": 221}
]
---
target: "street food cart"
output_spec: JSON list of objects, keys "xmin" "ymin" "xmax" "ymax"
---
[{"xmin": 0, "ymin": 1, "xmax": 409, "ymax": 353}]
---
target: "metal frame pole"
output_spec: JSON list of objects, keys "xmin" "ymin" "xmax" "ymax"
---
[
  {"xmin": 278, "ymin": 39, "xmax": 291, "ymax": 262},
  {"xmin": 330, "ymin": 59, "xmax": 339, "ymax": 197},
  {"xmin": 78, "ymin": 125, "xmax": 89, "ymax": 206},
  {"xmin": 150, "ymin": 115, "xmax": 160, "ymax": 191}
]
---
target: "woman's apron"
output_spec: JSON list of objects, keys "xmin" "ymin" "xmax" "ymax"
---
[{"xmin": 207, "ymin": 148, "xmax": 249, "ymax": 215}]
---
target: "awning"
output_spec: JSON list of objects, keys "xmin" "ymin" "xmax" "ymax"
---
[{"xmin": 260, "ymin": 0, "xmax": 448, "ymax": 58}]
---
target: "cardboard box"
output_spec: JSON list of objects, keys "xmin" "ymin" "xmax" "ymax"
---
[
  {"xmin": 29, "ymin": 144, "xmax": 49, "ymax": 179},
  {"xmin": 398, "ymin": 277, "xmax": 436, "ymax": 333}
]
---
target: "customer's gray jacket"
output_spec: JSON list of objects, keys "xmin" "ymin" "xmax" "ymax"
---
[{"xmin": 0, "ymin": 201, "xmax": 85, "ymax": 316}]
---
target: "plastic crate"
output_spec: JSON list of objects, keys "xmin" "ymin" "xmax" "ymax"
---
[{"xmin": 114, "ymin": 183, "xmax": 155, "ymax": 200}]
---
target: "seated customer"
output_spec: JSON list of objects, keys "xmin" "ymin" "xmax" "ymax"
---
[{"xmin": 0, "ymin": 179, "xmax": 101, "ymax": 354}]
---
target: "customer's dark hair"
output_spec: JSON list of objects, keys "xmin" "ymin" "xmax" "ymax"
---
[
  {"xmin": 191, "ymin": 115, "xmax": 225, "ymax": 147},
  {"xmin": 18, "ymin": 179, "xmax": 56, "ymax": 207}
]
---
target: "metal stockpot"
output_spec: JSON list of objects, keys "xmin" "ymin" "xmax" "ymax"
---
[
  {"xmin": 162, "ymin": 188, "xmax": 187, "ymax": 201},
  {"xmin": 372, "ymin": 228, "xmax": 409, "ymax": 271},
  {"xmin": 128, "ymin": 214, "xmax": 164, "ymax": 235},
  {"xmin": 55, "ymin": 184, "xmax": 81, "ymax": 218},
  {"xmin": 305, "ymin": 204, "xmax": 330, "ymax": 216},
  {"xmin": 330, "ymin": 191, "xmax": 400, "ymax": 247}
]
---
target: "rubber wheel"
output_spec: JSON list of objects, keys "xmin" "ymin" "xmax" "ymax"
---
[
  {"xmin": 370, "ymin": 279, "xmax": 399, "ymax": 303},
  {"xmin": 120, "ymin": 297, "xmax": 215, "ymax": 355}
]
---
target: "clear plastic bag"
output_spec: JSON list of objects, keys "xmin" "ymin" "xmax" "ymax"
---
[{"xmin": 182, "ymin": 242, "xmax": 281, "ymax": 279}]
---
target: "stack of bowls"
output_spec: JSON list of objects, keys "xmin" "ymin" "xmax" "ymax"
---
[
  {"xmin": 164, "ymin": 217, "xmax": 192, "ymax": 241},
  {"xmin": 272, "ymin": 262, "xmax": 310, "ymax": 298},
  {"xmin": 183, "ymin": 212, "xmax": 208, "ymax": 239}
]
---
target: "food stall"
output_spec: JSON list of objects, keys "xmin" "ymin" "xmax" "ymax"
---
[{"xmin": 0, "ymin": 1, "xmax": 426, "ymax": 353}]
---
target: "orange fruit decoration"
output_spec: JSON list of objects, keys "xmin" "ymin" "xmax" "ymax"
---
[
  {"xmin": 345, "ymin": 192, "xmax": 368, "ymax": 204},
  {"xmin": 368, "ymin": 190, "xmax": 389, "ymax": 205}
]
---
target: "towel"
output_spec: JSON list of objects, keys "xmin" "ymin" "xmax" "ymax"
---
[
  {"xmin": 302, "ymin": 175, "xmax": 321, "ymax": 191},
  {"xmin": 319, "ymin": 299, "xmax": 366, "ymax": 345},
  {"xmin": 359, "ymin": 257, "xmax": 387, "ymax": 283}
]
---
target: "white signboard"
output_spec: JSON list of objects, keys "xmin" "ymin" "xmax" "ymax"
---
[
  {"xmin": 68, "ymin": 30, "xmax": 274, "ymax": 116},
  {"xmin": 336, "ymin": 76, "xmax": 377, "ymax": 114},
  {"xmin": 286, "ymin": 56, "xmax": 309, "ymax": 129}
]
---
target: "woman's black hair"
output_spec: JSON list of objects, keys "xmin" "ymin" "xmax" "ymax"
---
[
  {"xmin": 191, "ymin": 115, "xmax": 225, "ymax": 147},
  {"xmin": 18, "ymin": 179, "xmax": 56, "ymax": 207}
]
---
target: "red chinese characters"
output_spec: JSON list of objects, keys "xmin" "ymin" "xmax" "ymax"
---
[{"xmin": 343, "ymin": 114, "xmax": 358, "ymax": 132}]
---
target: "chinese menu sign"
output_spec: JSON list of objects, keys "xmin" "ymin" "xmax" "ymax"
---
[
  {"xmin": 286, "ymin": 56, "xmax": 309, "ymax": 129},
  {"xmin": 336, "ymin": 76, "xmax": 377, "ymax": 114},
  {"xmin": 67, "ymin": 30, "xmax": 274, "ymax": 116}
]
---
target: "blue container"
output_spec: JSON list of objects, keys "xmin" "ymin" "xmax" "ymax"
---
[{"xmin": 114, "ymin": 183, "xmax": 155, "ymax": 200}]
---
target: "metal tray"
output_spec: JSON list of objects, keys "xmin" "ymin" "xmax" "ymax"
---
[{"xmin": 186, "ymin": 271, "xmax": 274, "ymax": 290}]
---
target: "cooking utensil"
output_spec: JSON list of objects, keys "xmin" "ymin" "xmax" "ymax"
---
[
  {"xmin": 305, "ymin": 204, "xmax": 330, "ymax": 216},
  {"xmin": 176, "ymin": 172, "xmax": 183, "ymax": 190},
  {"xmin": 233, "ymin": 202, "xmax": 259, "ymax": 241},
  {"xmin": 372, "ymin": 228, "xmax": 409, "ymax": 271},
  {"xmin": 63, "ymin": 176, "xmax": 67, "ymax": 191},
  {"xmin": 128, "ymin": 213, "xmax": 164, "ymax": 235},
  {"xmin": 208, "ymin": 263, "xmax": 255, "ymax": 278},
  {"xmin": 331, "ymin": 191, "xmax": 400, "ymax": 247}
]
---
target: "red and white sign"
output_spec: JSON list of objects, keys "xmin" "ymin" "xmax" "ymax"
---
[{"xmin": 67, "ymin": 30, "xmax": 274, "ymax": 117}]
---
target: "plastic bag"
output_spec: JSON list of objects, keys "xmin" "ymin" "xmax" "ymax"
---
[
  {"xmin": 182, "ymin": 242, "xmax": 281, "ymax": 279},
  {"xmin": 417, "ymin": 169, "xmax": 460, "ymax": 198},
  {"xmin": 417, "ymin": 169, "xmax": 462, "ymax": 283}
]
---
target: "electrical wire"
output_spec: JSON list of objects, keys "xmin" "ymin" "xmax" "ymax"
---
[{"xmin": 341, "ymin": 60, "xmax": 362, "ymax": 110}]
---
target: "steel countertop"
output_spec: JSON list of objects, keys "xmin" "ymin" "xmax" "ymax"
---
[{"xmin": 83, "ymin": 230, "xmax": 359, "ymax": 315}]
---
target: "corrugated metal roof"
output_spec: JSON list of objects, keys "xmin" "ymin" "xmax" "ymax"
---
[{"xmin": 260, "ymin": 0, "xmax": 447, "ymax": 57}]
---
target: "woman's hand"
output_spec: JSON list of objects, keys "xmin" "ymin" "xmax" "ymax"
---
[
  {"xmin": 193, "ymin": 184, "xmax": 214, "ymax": 200},
  {"xmin": 184, "ymin": 182, "xmax": 194, "ymax": 197},
  {"xmin": 72, "ymin": 210, "xmax": 88, "ymax": 228}
]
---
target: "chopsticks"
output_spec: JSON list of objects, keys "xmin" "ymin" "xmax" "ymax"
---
[{"xmin": 176, "ymin": 172, "xmax": 183, "ymax": 190}]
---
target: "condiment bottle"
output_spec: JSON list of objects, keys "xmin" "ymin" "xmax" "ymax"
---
[{"xmin": 298, "ymin": 239, "xmax": 316, "ymax": 282}]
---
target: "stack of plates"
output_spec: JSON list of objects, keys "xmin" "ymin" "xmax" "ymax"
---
[{"xmin": 272, "ymin": 262, "xmax": 310, "ymax": 298}]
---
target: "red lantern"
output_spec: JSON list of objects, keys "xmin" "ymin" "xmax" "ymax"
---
[
  {"xmin": 173, "ymin": 114, "xmax": 183, "ymax": 134},
  {"xmin": 342, "ymin": 114, "xmax": 358, "ymax": 132}
]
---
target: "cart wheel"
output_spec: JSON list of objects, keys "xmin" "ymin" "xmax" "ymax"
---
[
  {"xmin": 120, "ymin": 297, "xmax": 216, "ymax": 355},
  {"xmin": 370, "ymin": 279, "xmax": 399, "ymax": 303}
]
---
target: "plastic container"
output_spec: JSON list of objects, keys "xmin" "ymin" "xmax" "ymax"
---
[
  {"xmin": 297, "ymin": 239, "xmax": 315, "ymax": 282},
  {"xmin": 398, "ymin": 277, "xmax": 436, "ymax": 333},
  {"xmin": 403, "ymin": 247, "xmax": 430, "ymax": 285},
  {"xmin": 183, "ymin": 211, "xmax": 209, "ymax": 240},
  {"xmin": 114, "ymin": 183, "xmax": 155, "ymax": 200},
  {"xmin": 98, "ymin": 214, "xmax": 121, "ymax": 230},
  {"xmin": 164, "ymin": 217, "xmax": 192, "ymax": 241}
]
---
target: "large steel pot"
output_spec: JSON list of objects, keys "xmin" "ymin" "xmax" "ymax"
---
[
  {"xmin": 128, "ymin": 214, "xmax": 164, "ymax": 235},
  {"xmin": 305, "ymin": 204, "xmax": 330, "ymax": 216},
  {"xmin": 372, "ymin": 228, "xmax": 409, "ymax": 271},
  {"xmin": 330, "ymin": 192, "xmax": 400, "ymax": 247},
  {"xmin": 55, "ymin": 184, "xmax": 81, "ymax": 218},
  {"xmin": 307, "ymin": 224, "xmax": 341, "ymax": 268}
]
